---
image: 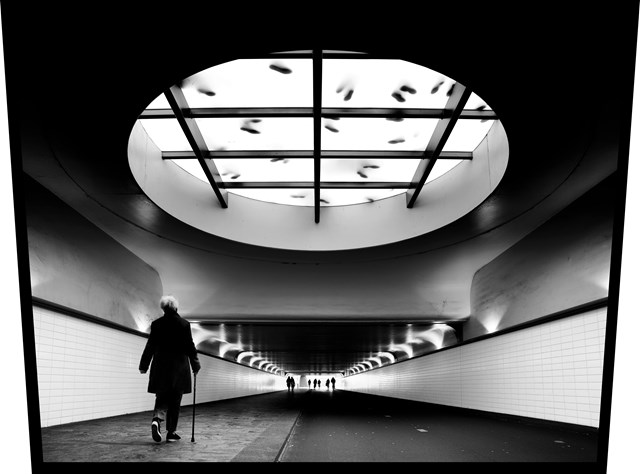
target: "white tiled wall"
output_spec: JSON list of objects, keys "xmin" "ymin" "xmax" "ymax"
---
[
  {"xmin": 32, "ymin": 305, "xmax": 283, "ymax": 427},
  {"xmin": 342, "ymin": 308, "xmax": 607, "ymax": 427}
]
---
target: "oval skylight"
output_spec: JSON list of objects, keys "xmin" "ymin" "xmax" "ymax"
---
[
  {"xmin": 137, "ymin": 51, "xmax": 496, "ymax": 208},
  {"xmin": 128, "ymin": 50, "xmax": 508, "ymax": 251}
]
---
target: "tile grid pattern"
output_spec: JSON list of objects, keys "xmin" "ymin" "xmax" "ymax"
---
[
  {"xmin": 32, "ymin": 305, "xmax": 282, "ymax": 427},
  {"xmin": 342, "ymin": 307, "xmax": 607, "ymax": 427}
]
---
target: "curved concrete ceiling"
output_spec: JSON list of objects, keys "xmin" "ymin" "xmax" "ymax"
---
[{"xmin": 5, "ymin": 4, "xmax": 635, "ymax": 373}]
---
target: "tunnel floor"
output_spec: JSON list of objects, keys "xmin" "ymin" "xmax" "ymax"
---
[{"xmin": 38, "ymin": 389, "xmax": 600, "ymax": 467}]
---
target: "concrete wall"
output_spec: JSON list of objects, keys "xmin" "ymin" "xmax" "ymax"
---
[
  {"xmin": 465, "ymin": 177, "xmax": 614, "ymax": 340},
  {"xmin": 24, "ymin": 176, "xmax": 162, "ymax": 332}
]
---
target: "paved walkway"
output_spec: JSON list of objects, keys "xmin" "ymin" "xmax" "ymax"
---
[
  {"xmin": 40, "ymin": 391, "xmax": 301, "ymax": 463},
  {"xmin": 281, "ymin": 389, "xmax": 600, "ymax": 463},
  {"xmin": 36, "ymin": 389, "xmax": 600, "ymax": 470}
]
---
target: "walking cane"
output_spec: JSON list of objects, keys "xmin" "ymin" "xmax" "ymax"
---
[{"xmin": 191, "ymin": 372, "xmax": 197, "ymax": 442}]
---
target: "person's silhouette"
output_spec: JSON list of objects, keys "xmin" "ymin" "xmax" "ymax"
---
[
  {"xmin": 331, "ymin": 377, "xmax": 336, "ymax": 390},
  {"xmin": 139, "ymin": 295, "xmax": 200, "ymax": 443}
]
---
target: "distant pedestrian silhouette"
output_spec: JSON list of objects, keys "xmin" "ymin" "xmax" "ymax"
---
[
  {"xmin": 308, "ymin": 379, "xmax": 311, "ymax": 389},
  {"xmin": 331, "ymin": 377, "xmax": 336, "ymax": 390},
  {"xmin": 325, "ymin": 379, "xmax": 330, "ymax": 389}
]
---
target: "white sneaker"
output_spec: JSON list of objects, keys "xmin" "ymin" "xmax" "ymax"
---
[{"xmin": 151, "ymin": 420, "xmax": 162, "ymax": 442}]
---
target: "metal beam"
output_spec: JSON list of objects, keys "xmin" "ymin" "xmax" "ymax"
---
[
  {"xmin": 140, "ymin": 107, "xmax": 312, "ymax": 119},
  {"xmin": 406, "ymin": 84, "xmax": 472, "ymax": 208},
  {"xmin": 162, "ymin": 150, "xmax": 473, "ymax": 160},
  {"xmin": 313, "ymin": 49, "xmax": 322, "ymax": 223},
  {"xmin": 222, "ymin": 181, "xmax": 413, "ymax": 189},
  {"xmin": 323, "ymin": 108, "xmax": 496, "ymax": 120},
  {"xmin": 164, "ymin": 86, "xmax": 228, "ymax": 208},
  {"xmin": 140, "ymin": 107, "xmax": 496, "ymax": 121}
]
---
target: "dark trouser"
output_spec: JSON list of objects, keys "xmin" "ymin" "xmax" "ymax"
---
[{"xmin": 153, "ymin": 391, "xmax": 183, "ymax": 433}]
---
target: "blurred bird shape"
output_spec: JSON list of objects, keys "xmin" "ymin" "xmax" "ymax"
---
[
  {"xmin": 400, "ymin": 85, "xmax": 417, "ymax": 94},
  {"xmin": 325, "ymin": 124, "xmax": 339, "ymax": 133},
  {"xmin": 240, "ymin": 119, "xmax": 261, "ymax": 134},
  {"xmin": 475, "ymin": 105, "xmax": 490, "ymax": 122},
  {"xmin": 388, "ymin": 138, "xmax": 405, "ymax": 144},
  {"xmin": 391, "ymin": 91, "xmax": 406, "ymax": 102},
  {"xmin": 357, "ymin": 171, "xmax": 368, "ymax": 178},
  {"xmin": 431, "ymin": 80, "xmax": 444, "ymax": 94},
  {"xmin": 446, "ymin": 83, "xmax": 456, "ymax": 97},
  {"xmin": 197, "ymin": 88, "xmax": 216, "ymax": 96},
  {"xmin": 269, "ymin": 63, "xmax": 292, "ymax": 74}
]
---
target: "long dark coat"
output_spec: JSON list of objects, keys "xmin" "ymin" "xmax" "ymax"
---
[{"xmin": 139, "ymin": 309, "xmax": 201, "ymax": 394}]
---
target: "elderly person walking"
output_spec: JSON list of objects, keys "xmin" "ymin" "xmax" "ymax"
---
[{"xmin": 139, "ymin": 295, "xmax": 201, "ymax": 443}]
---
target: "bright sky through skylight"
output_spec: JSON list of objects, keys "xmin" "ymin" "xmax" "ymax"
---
[{"xmin": 139, "ymin": 53, "xmax": 496, "ymax": 207}]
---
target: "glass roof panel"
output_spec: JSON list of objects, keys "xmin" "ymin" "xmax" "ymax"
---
[
  {"xmin": 228, "ymin": 188, "xmax": 313, "ymax": 207},
  {"xmin": 443, "ymin": 120, "xmax": 494, "ymax": 152},
  {"xmin": 214, "ymin": 158, "xmax": 312, "ymax": 183},
  {"xmin": 137, "ymin": 55, "xmax": 501, "ymax": 209},
  {"xmin": 320, "ymin": 159, "xmax": 463, "ymax": 184},
  {"xmin": 180, "ymin": 59, "xmax": 313, "ymax": 108},
  {"xmin": 321, "ymin": 118, "xmax": 439, "ymax": 151},
  {"xmin": 317, "ymin": 189, "xmax": 406, "ymax": 207},
  {"xmin": 322, "ymin": 59, "xmax": 457, "ymax": 109},
  {"xmin": 140, "ymin": 119, "xmax": 191, "ymax": 151},
  {"xmin": 174, "ymin": 158, "xmax": 461, "ymax": 184},
  {"xmin": 321, "ymin": 159, "xmax": 419, "ymax": 182},
  {"xmin": 229, "ymin": 188, "xmax": 405, "ymax": 207},
  {"xmin": 464, "ymin": 92, "xmax": 492, "ymax": 111},
  {"xmin": 195, "ymin": 117, "xmax": 313, "ymax": 151}
]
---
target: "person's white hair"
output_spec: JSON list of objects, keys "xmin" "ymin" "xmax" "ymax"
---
[{"xmin": 160, "ymin": 295, "xmax": 179, "ymax": 312}]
